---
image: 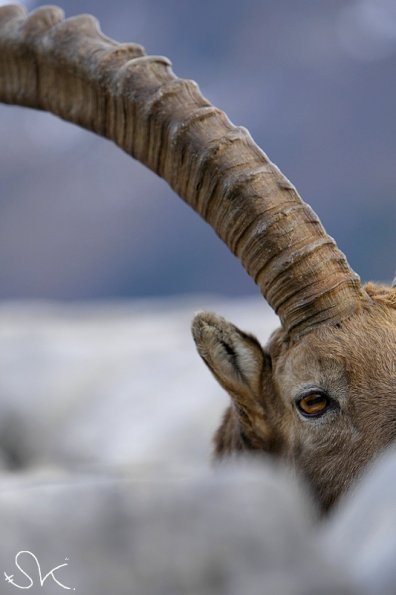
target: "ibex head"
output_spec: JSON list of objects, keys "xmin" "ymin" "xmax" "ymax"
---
[
  {"xmin": 193, "ymin": 285, "xmax": 396, "ymax": 511},
  {"xmin": 1, "ymin": 5, "xmax": 395, "ymax": 511}
]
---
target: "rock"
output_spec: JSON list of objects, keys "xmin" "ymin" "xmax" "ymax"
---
[
  {"xmin": 0, "ymin": 298, "xmax": 276, "ymax": 470},
  {"xmin": 321, "ymin": 446, "xmax": 396, "ymax": 595},
  {"xmin": 0, "ymin": 459, "xmax": 353, "ymax": 595}
]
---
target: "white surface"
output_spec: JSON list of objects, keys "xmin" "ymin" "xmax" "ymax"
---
[{"xmin": 0, "ymin": 296, "xmax": 278, "ymax": 471}]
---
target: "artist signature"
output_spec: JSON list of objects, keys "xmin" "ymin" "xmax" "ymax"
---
[{"xmin": 4, "ymin": 551, "xmax": 75, "ymax": 590}]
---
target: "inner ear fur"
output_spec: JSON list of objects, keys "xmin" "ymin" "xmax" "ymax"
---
[{"xmin": 192, "ymin": 312, "xmax": 282, "ymax": 456}]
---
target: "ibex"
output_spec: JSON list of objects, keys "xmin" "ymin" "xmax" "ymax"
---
[{"xmin": 1, "ymin": 4, "xmax": 395, "ymax": 512}]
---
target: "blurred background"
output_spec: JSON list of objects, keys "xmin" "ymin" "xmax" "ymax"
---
[{"xmin": 1, "ymin": 0, "xmax": 395, "ymax": 302}]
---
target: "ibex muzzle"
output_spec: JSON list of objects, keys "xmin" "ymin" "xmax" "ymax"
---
[{"xmin": 0, "ymin": 4, "xmax": 395, "ymax": 511}]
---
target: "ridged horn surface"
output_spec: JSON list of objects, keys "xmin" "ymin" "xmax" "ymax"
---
[{"xmin": 0, "ymin": 5, "xmax": 367, "ymax": 336}]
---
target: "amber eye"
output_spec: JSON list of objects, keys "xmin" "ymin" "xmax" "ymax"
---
[{"xmin": 297, "ymin": 392, "xmax": 330, "ymax": 417}]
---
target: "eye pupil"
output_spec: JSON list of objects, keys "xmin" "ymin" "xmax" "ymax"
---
[{"xmin": 298, "ymin": 393, "xmax": 329, "ymax": 416}]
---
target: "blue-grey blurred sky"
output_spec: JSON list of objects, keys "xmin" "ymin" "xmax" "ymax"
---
[{"xmin": 1, "ymin": 0, "xmax": 395, "ymax": 300}]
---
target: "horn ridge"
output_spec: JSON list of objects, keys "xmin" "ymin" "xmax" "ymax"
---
[{"xmin": 0, "ymin": 5, "xmax": 367, "ymax": 335}]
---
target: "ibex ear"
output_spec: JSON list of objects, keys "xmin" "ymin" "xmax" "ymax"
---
[
  {"xmin": 192, "ymin": 312, "xmax": 265, "ymax": 396},
  {"xmin": 191, "ymin": 312, "xmax": 276, "ymax": 449}
]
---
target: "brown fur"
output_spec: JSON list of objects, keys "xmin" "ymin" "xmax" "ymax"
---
[{"xmin": 193, "ymin": 283, "xmax": 396, "ymax": 512}]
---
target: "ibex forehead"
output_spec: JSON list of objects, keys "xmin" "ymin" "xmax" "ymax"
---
[
  {"xmin": 275, "ymin": 304, "xmax": 396, "ymax": 403},
  {"xmin": 275, "ymin": 346, "xmax": 349, "ymax": 406}
]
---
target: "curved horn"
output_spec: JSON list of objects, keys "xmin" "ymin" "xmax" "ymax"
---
[{"xmin": 0, "ymin": 5, "xmax": 368, "ymax": 336}]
